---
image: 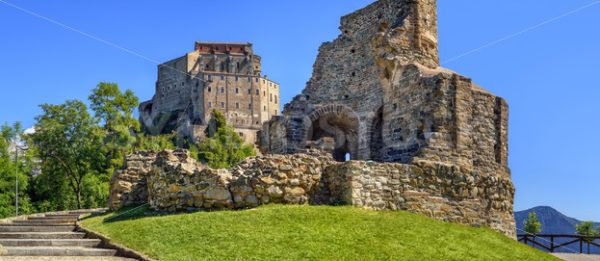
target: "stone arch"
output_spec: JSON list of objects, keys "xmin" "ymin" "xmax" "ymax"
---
[{"xmin": 303, "ymin": 105, "xmax": 360, "ymax": 162}]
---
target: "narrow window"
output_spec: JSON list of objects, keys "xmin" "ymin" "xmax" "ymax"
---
[
  {"xmin": 255, "ymin": 78, "xmax": 259, "ymax": 83},
  {"xmin": 248, "ymin": 89, "xmax": 251, "ymax": 94},
  {"xmin": 208, "ymin": 102, "xmax": 212, "ymax": 108},
  {"xmin": 263, "ymin": 106, "xmax": 266, "ymax": 111},
  {"xmin": 248, "ymin": 103, "xmax": 252, "ymax": 109},
  {"xmin": 235, "ymin": 76, "xmax": 239, "ymax": 81},
  {"xmin": 275, "ymin": 95, "xmax": 278, "ymax": 103},
  {"xmin": 235, "ymin": 88, "xmax": 239, "ymax": 94},
  {"xmin": 263, "ymin": 91, "xmax": 266, "ymax": 97},
  {"xmin": 270, "ymin": 94, "xmax": 273, "ymax": 102},
  {"xmin": 248, "ymin": 77, "xmax": 251, "ymax": 82},
  {"xmin": 208, "ymin": 75, "xmax": 212, "ymax": 80},
  {"xmin": 208, "ymin": 87, "xmax": 212, "ymax": 92},
  {"xmin": 236, "ymin": 102, "xmax": 240, "ymax": 109},
  {"xmin": 221, "ymin": 75, "xmax": 225, "ymax": 80},
  {"xmin": 256, "ymin": 89, "xmax": 259, "ymax": 95},
  {"xmin": 221, "ymin": 102, "xmax": 225, "ymax": 108},
  {"xmin": 221, "ymin": 87, "xmax": 224, "ymax": 93}
]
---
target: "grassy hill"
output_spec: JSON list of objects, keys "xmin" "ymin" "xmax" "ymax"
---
[{"xmin": 81, "ymin": 205, "xmax": 558, "ymax": 261}]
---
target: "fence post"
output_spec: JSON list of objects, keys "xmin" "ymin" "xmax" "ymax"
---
[{"xmin": 580, "ymin": 238, "xmax": 583, "ymax": 254}]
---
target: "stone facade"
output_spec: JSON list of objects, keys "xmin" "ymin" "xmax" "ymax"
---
[
  {"xmin": 109, "ymin": 149, "xmax": 515, "ymax": 238},
  {"xmin": 140, "ymin": 42, "xmax": 281, "ymax": 144}
]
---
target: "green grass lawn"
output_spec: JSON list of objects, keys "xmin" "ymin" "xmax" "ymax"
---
[{"xmin": 81, "ymin": 205, "xmax": 558, "ymax": 261}]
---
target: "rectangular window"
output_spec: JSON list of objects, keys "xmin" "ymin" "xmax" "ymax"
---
[
  {"xmin": 248, "ymin": 89, "xmax": 251, "ymax": 94},
  {"xmin": 248, "ymin": 103, "xmax": 252, "ymax": 109},
  {"xmin": 235, "ymin": 76, "xmax": 239, "ymax": 81},
  {"xmin": 256, "ymin": 89, "xmax": 259, "ymax": 95},
  {"xmin": 248, "ymin": 77, "xmax": 251, "ymax": 82},
  {"xmin": 221, "ymin": 75, "xmax": 225, "ymax": 80},
  {"xmin": 221, "ymin": 102, "xmax": 225, "ymax": 108},
  {"xmin": 208, "ymin": 75, "xmax": 212, "ymax": 80},
  {"xmin": 221, "ymin": 87, "xmax": 225, "ymax": 93},
  {"xmin": 236, "ymin": 102, "xmax": 240, "ymax": 109},
  {"xmin": 270, "ymin": 93, "xmax": 273, "ymax": 102},
  {"xmin": 263, "ymin": 106, "xmax": 266, "ymax": 112},
  {"xmin": 255, "ymin": 78, "xmax": 259, "ymax": 83},
  {"xmin": 208, "ymin": 102, "xmax": 212, "ymax": 108},
  {"xmin": 275, "ymin": 95, "xmax": 278, "ymax": 103},
  {"xmin": 236, "ymin": 88, "xmax": 239, "ymax": 94}
]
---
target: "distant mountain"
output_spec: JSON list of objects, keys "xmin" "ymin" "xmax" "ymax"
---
[{"xmin": 515, "ymin": 206, "xmax": 600, "ymax": 253}]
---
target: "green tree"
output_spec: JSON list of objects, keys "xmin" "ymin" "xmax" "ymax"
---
[
  {"xmin": 576, "ymin": 221, "xmax": 597, "ymax": 240},
  {"xmin": 89, "ymin": 82, "xmax": 140, "ymax": 173},
  {"xmin": 576, "ymin": 221, "xmax": 598, "ymax": 254},
  {"xmin": 135, "ymin": 133, "xmax": 176, "ymax": 151},
  {"xmin": 0, "ymin": 122, "xmax": 34, "ymax": 218},
  {"xmin": 523, "ymin": 212, "xmax": 542, "ymax": 235},
  {"xmin": 31, "ymin": 100, "xmax": 105, "ymax": 209},
  {"xmin": 196, "ymin": 110, "xmax": 255, "ymax": 168}
]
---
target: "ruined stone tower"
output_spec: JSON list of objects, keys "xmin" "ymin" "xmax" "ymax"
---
[
  {"xmin": 260, "ymin": 0, "xmax": 508, "ymax": 177},
  {"xmin": 140, "ymin": 42, "xmax": 281, "ymax": 144}
]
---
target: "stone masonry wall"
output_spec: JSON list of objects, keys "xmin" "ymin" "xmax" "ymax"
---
[
  {"xmin": 110, "ymin": 149, "xmax": 516, "ymax": 238},
  {"xmin": 320, "ymin": 160, "xmax": 515, "ymax": 237},
  {"xmin": 145, "ymin": 150, "xmax": 335, "ymax": 211},
  {"xmin": 107, "ymin": 151, "xmax": 156, "ymax": 210}
]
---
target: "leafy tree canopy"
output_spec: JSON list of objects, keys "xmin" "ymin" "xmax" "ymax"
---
[
  {"xmin": 524, "ymin": 212, "xmax": 542, "ymax": 235},
  {"xmin": 31, "ymin": 100, "xmax": 105, "ymax": 209},
  {"xmin": 196, "ymin": 110, "xmax": 255, "ymax": 168}
]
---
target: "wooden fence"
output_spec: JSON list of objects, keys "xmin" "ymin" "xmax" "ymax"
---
[{"xmin": 517, "ymin": 234, "xmax": 600, "ymax": 254}]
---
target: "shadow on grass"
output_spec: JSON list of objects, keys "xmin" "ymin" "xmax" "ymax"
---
[
  {"xmin": 94, "ymin": 204, "xmax": 317, "ymax": 224},
  {"xmin": 93, "ymin": 204, "xmax": 235, "ymax": 224}
]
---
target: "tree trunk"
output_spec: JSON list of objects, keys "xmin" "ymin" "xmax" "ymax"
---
[{"xmin": 75, "ymin": 184, "xmax": 82, "ymax": 210}]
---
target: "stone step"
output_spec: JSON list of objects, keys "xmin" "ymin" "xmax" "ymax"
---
[
  {"xmin": 13, "ymin": 220, "xmax": 77, "ymax": 226},
  {"xmin": 4, "ymin": 246, "xmax": 117, "ymax": 256},
  {"xmin": 0, "ymin": 257, "xmax": 138, "ymax": 261},
  {"xmin": 0, "ymin": 225, "xmax": 75, "ymax": 232},
  {"xmin": 0, "ymin": 232, "xmax": 86, "ymax": 239},
  {"xmin": 0, "ymin": 238, "xmax": 100, "ymax": 247},
  {"xmin": 28, "ymin": 216, "xmax": 79, "ymax": 221},
  {"xmin": 44, "ymin": 214, "xmax": 82, "ymax": 218},
  {"xmin": 0, "ymin": 239, "xmax": 101, "ymax": 247}
]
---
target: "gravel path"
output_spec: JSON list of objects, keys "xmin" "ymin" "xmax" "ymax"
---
[{"xmin": 553, "ymin": 253, "xmax": 600, "ymax": 261}]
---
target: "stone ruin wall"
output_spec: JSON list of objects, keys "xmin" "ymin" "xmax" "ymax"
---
[
  {"xmin": 107, "ymin": 151, "xmax": 156, "ymax": 210},
  {"xmin": 260, "ymin": 0, "xmax": 510, "ymax": 182},
  {"xmin": 108, "ymin": 149, "xmax": 515, "ymax": 238}
]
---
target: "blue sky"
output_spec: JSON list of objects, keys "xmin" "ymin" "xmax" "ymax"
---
[{"xmin": 0, "ymin": 1, "xmax": 599, "ymax": 220}]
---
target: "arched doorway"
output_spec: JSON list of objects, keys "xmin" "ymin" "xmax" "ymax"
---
[{"xmin": 305, "ymin": 105, "xmax": 359, "ymax": 162}]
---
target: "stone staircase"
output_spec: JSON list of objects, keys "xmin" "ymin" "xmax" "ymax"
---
[{"xmin": 0, "ymin": 211, "xmax": 137, "ymax": 260}]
